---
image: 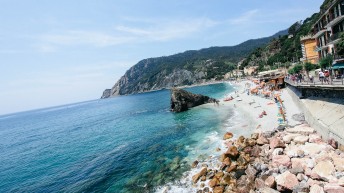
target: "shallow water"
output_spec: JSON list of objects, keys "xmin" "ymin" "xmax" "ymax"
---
[{"xmin": 0, "ymin": 83, "xmax": 235, "ymax": 193}]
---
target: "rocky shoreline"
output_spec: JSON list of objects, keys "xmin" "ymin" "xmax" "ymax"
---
[{"xmin": 190, "ymin": 84, "xmax": 344, "ymax": 193}]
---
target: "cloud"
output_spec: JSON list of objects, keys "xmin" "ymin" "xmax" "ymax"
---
[
  {"xmin": 37, "ymin": 17, "xmax": 218, "ymax": 49},
  {"xmin": 229, "ymin": 10, "xmax": 259, "ymax": 25}
]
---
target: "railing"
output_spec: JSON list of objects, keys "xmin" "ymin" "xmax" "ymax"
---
[{"xmin": 285, "ymin": 76, "xmax": 344, "ymax": 86}]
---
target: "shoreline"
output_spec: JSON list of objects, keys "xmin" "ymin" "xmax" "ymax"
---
[{"xmin": 186, "ymin": 80, "xmax": 344, "ymax": 193}]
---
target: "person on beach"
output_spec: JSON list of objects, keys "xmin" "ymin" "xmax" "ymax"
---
[{"xmin": 319, "ymin": 71, "xmax": 325, "ymax": 83}]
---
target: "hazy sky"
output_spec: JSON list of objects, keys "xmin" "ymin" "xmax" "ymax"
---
[{"xmin": 0, "ymin": 0, "xmax": 324, "ymax": 115}]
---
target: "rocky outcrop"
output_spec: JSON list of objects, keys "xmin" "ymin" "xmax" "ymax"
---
[
  {"xmin": 101, "ymin": 89, "xmax": 111, "ymax": 99},
  {"xmin": 170, "ymin": 88, "xmax": 218, "ymax": 112}
]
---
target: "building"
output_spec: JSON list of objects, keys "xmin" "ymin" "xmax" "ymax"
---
[
  {"xmin": 300, "ymin": 35, "xmax": 319, "ymax": 64},
  {"xmin": 312, "ymin": 0, "xmax": 344, "ymax": 66}
]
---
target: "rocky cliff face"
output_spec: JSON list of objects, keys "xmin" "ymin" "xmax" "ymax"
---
[
  {"xmin": 170, "ymin": 88, "xmax": 218, "ymax": 112},
  {"xmin": 101, "ymin": 89, "xmax": 111, "ymax": 99}
]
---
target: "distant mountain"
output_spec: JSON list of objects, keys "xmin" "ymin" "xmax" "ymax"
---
[{"xmin": 101, "ymin": 29, "xmax": 288, "ymax": 98}]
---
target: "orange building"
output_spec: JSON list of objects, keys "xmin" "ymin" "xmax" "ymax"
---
[{"xmin": 300, "ymin": 35, "xmax": 319, "ymax": 64}]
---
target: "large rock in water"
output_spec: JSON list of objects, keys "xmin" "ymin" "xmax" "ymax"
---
[{"xmin": 170, "ymin": 88, "xmax": 218, "ymax": 112}]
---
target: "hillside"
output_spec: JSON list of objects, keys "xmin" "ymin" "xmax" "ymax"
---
[{"xmin": 101, "ymin": 30, "xmax": 287, "ymax": 98}]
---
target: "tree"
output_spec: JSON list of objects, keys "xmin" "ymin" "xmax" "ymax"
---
[
  {"xmin": 304, "ymin": 62, "xmax": 314, "ymax": 80},
  {"xmin": 336, "ymin": 32, "xmax": 344, "ymax": 57},
  {"xmin": 292, "ymin": 64, "xmax": 303, "ymax": 74},
  {"xmin": 319, "ymin": 54, "xmax": 333, "ymax": 69}
]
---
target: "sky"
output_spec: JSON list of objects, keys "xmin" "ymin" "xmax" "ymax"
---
[{"xmin": 0, "ymin": 0, "xmax": 324, "ymax": 115}]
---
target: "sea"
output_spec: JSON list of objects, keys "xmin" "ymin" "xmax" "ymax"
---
[{"xmin": 0, "ymin": 82, "xmax": 249, "ymax": 193}]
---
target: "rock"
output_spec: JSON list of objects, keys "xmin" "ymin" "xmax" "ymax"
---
[
  {"xmin": 255, "ymin": 178, "xmax": 265, "ymax": 189},
  {"xmin": 333, "ymin": 157, "xmax": 344, "ymax": 172},
  {"xmin": 282, "ymin": 133, "xmax": 302, "ymax": 143},
  {"xmin": 170, "ymin": 88, "xmax": 218, "ymax": 112},
  {"xmin": 236, "ymin": 175, "xmax": 254, "ymax": 193},
  {"xmin": 265, "ymin": 176, "xmax": 276, "ymax": 188},
  {"xmin": 286, "ymin": 125, "xmax": 315, "ymax": 135},
  {"xmin": 233, "ymin": 169, "xmax": 246, "ymax": 179},
  {"xmin": 226, "ymin": 164, "xmax": 237, "ymax": 173},
  {"xmin": 312, "ymin": 160, "xmax": 335, "ymax": 181},
  {"xmin": 237, "ymin": 154, "xmax": 250, "ymax": 167},
  {"xmin": 269, "ymin": 137, "xmax": 286, "ymax": 149},
  {"xmin": 219, "ymin": 153, "xmax": 229, "ymax": 162},
  {"xmin": 101, "ymin": 89, "xmax": 111, "ymax": 99},
  {"xmin": 251, "ymin": 133, "xmax": 259, "ymax": 140},
  {"xmin": 221, "ymin": 174, "xmax": 232, "ymax": 185},
  {"xmin": 223, "ymin": 132, "xmax": 233, "ymax": 140},
  {"xmin": 208, "ymin": 178, "xmax": 219, "ymax": 188},
  {"xmin": 262, "ymin": 131, "xmax": 274, "ymax": 138},
  {"xmin": 249, "ymin": 146, "xmax": 261, "ymax": 157},
  {"xmin": 257, "ymin": 135, "xmax": 269, "ymax": 145},
  {"xmin": 303, "ymin": 143, "xmax": 326, "ymax": 156},
  {"xmin": 207, "ymin": 170, "xmax": 215, "ymax": 179},
  {"xmin": 294, "ymin": 135, "xmax": 309, "ymax": 144},
  {"xmin": 223, "ymin": 157, "xmax": 231, "ymax": 166},
  {"xmin": 291, "ymin": 158, "xmax": 315, "ymax": 170},
  {"xmin": 309, "ymin": 134, "xmax": 322, "ymax": 143},
  {"xmin": 324, "ymin": 183, "xmax": 344, "ymax": 193},
  {"xmin": 278, "ymin": 165, "xmax": 288, "ymax": 174},
  {"xmin": 245, "ymin": 165, "xmax": 257, "ymax": 177},
  {"xmin": 200, "ymin": 176, "xmax": 206, "ymax": 181},
  {"xmin": 225, "ymin": 146, "xmax": 239, "ymax": 158},
  {"xmin": 216, "ymin": 147, "xmax": 221, "ymax": 152},
  {"xmin": 192, "ymin": 160, "xmax": 199, "ymax": 168},
  {"xmin": 246, "ymin": 138, "xmax": 256, "ymax": 147},
  {"xmin": 297, "ymin": 149, "xmax": 305, "ymax": 157},
  {"xmin": 328, "ymin": 138, "xmax": 338, "ymax": 149},
  {"xmin": 257, "ymin": 187, "xmax": 280, "ymax": 193},
  {"xmin": 192, "ymin": 167, "xmax": 207, "ymax": 183},
  {"xmin": 272, "ymin": 155, "xmax": 291, "ymax": 167},
  {"xmin": 272, "ymin": 148, "xmax": 283, "ymax": 155},
  {"xmin": 293, "ymin": 181, "xmax": 310, "ymax": 193},
  {"xmin": 215, "ymin": 171, "xmax": 224, "ymax": 179},
  {"xmin": 275, "ymin": 171, "xmax": 299, "ymax": 191},
  {"xmin": 213, "ymin": 186, "xmax": 225, "ymax": 193},
  {"xmin": 203, "ymin": 187, "xmax": 210, "ymax": 192},
  {"xmin": 290, "ymin": 166, "xmax": 304, "ymax": 175},
  {"xmin": 310, "ymin": 184, "xmax": 324, "ymax": 193},
  {"xmin": 297, "ymin": 173, "xmax": 308, "ymax": 181}
]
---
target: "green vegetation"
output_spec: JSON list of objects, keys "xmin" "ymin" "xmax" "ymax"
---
[
  {"xmin": 319, "ymin": 54, "xmax": 333, "ymax": 69},
  {"xmin": 241, "ymin": 13, "xmax": 320, "ymax": 71},
  {"xmin": 336, "ymin": 32, "xmax": 344, "ymax": 57}
]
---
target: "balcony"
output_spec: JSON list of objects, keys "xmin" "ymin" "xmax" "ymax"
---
[
  {"xmin": 325, "ymin": 15, "xmax": 344, "ymax": 28},
  {"xmin": 312, "ymin": 29, "xmax": 327, "ymax": 38}
]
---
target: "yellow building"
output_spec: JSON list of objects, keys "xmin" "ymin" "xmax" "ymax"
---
[{"xmin": 300, "ymin": 35, "xmax": 319, "ymax": 64}]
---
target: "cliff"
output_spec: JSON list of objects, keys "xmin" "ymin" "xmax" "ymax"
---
[
  {"xmin": 101, "ymin": 30, "xmax": 288, "ymax": 98},
  {"xmin": 170, "ymin": 88, "xmax": 218, "ymax": 112}
]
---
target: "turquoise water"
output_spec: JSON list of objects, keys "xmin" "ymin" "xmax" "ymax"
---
[{"xmin": 0, "ymin": 83, "xmax": 234, "ymax": 193}]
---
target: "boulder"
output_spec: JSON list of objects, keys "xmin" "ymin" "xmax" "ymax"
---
[
  {"xmin": 302, "ymin": 143, "xmax": 326, "ymax": 156},
  {"xmin": 309, "ymin": 184, "xmax": 324, "ymax": 193},
  {"xmin": 170, "ymin": 88, "xmax": 218, "ymax": 112},
  {"xmin": 257, "ymin": 135, "xmax": 269, "ymax": 145},
  {"xmin": 275, "ymin": 171, "xmax": 299, "ymax": 191},
  {"xmin": 309, "ymin": 134, "xmax": 322, "ymax": 143},
  {"xmin": 223, "ymin": 132, "xmax": 233, "ymax": 140},
  {"xmin": 208, "ymin": 178, "xmax": 219, "ymax": 188},
  {"xmin": 251, "ymin": 133, "xmax": 259, "ymax": 140},
  {"xmin": 283, "ymin": 133, "xmax": 303, "ymax": 143},
  {"xmin": 249, "ymin": 146, "xmax": 261, "ymax": 157},
  {"xmin": 225, "ymin": 146, "xmax": 239, "ymax": 158},
  {"xmin": 270, "ymin": 137, "xmax": 286, "ymax": 149},
  {"xmin": 255, "ymin": 178, "xmax": 265, "ymax": 189},
  {"xmin": 312, "ymin": 160, "xmax": 335, "ymax": 181},
  {"xmin": 223, "ymin": 157, "xmax": 231, "ymax": 166},
  {"xmin": 257, "ymin": 187, "xmax": 280, "ymax": 193},
  {"xmin": 294, "ymin": 135, "xmax": 309, "ymax": 144},
  {"xmin": 192, "ymin": 160, "xmax": 199, "ymax": 168},
  {"xmin": 333, "ymin": 157, "xmax": 344, "ymax": 172},
  {"xmin": 213, "ymin": 186, "xmax": 225, "ymax": 193},
  {"xmin": 265, "ymin": 176, "xmax": 276, "ymax": 188},
  {"xmin": 286, "ymin": 125, "xmax": 315, "ymax": 135},
  {"xmin": 291, "ymin": 158, "xmax": 315, "ymax": 170},
  {"xmin": 245, "ymin": 165, "xmax": 257, "ymax": 177},
  {"xmin": 192, "ymin": 167, "xmax": 207, "ymax": 183},
  {"xmin": 324, "ymin": 183, "xmax": 344, "ymax": 193},
  {"xmin": 272, "ymin": 155, "xmax": 291, "ymax": 167}
]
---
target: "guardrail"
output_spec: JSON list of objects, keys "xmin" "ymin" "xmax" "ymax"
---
[{"xmin": 285, "ymin": 76, "xmax": 344, "ymax": 87}]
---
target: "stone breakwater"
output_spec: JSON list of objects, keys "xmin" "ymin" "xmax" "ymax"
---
[{"xmin": 191, "ymin": 124, "xmax": 344, "ymax": 193}]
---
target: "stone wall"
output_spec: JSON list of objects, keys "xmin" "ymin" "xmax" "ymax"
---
[{"xmin": 286, "ymin": 85, "xmax": 344, "ymax": 144}]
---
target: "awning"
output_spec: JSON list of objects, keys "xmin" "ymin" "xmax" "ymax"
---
[{"xmin": 332, "ymin": 63, "xmax": 344, "ymax": 69}]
